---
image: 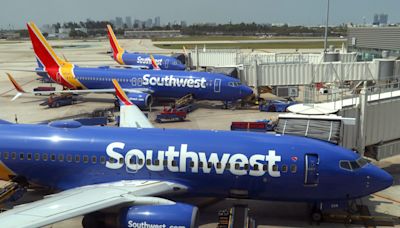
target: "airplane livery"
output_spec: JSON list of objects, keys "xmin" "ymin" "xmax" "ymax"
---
[
  {"xmin": 21, "ymin": 22, "xmax": 252, "ymax": 109},
  {"xmin": 0, "ymin": 121, "xmax": 393, "ymax": 227},
  {"xmin": 107, "ymin": 24, "xmax": 186, "ymax": 70}
]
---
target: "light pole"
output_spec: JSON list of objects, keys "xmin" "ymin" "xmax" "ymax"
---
[{"xmin": 324, "ymin": 0, "xmax": 330, "ymax": 53}]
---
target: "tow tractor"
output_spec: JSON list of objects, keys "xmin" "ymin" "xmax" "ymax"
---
[{"xmin": 40, "ymin": 94, "xmax": 77, "ymax": 108}]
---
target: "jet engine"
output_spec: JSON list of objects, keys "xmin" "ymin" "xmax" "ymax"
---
[
  {"xmin": 82, "ymin": 203, "xmax": 198, "ymax": 228},
  {"xmin": 118, "ymin": 92, "xmax": 152, "ymax": 109}
]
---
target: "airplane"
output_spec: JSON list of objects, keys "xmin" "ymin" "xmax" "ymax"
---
[
  {"xmin": 0, "ymin": 115, "xmax": 393, "ymax": 227},
  {"xmin": 107, "ymin": 24, "xmax": 186, "ymax": 70},
  {"xmin": 8, "ymin": 22, "xmax": 253, "ymax": 109}
]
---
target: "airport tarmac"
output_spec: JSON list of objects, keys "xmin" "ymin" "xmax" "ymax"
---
[{"xmin": 0, "ymin": 40, "xmax": 399, "ymax": 227}]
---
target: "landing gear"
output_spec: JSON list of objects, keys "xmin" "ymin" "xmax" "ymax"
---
[{"xmin": 310, "ymin": 203, "xmax": 323, "ymax": 224}]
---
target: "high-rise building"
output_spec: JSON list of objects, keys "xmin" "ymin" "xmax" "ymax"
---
[
  {"xmin": 154, "ymin": 16, "xmax": 161, "ymax": 27},
  {"xmin": 373, "ymin": 14, "xmax": 379, "ymax": 25},
  {"xmin": 126, "ymin": 16, "xmax": 132, "ymax": 28},
  {"xmin": 145, "ymin": 18, "xmax": 153, "ymax": 28},
  {"xmin": 115, "ymin": 17, "xmax": 123, "ymax": 29},
  {"xmin": 379, "ymin": 14, "xmax": 388, "ymax": 25}
]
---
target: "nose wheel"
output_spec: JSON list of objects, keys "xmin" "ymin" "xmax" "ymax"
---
[{"xmin": 310, "ymin": 203, "xmax": 323, "ymax": 224}]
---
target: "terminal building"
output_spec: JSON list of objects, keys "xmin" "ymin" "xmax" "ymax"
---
[{"xmin": 347, "ymin": 26, "xmax": 400, "ymax": 60}]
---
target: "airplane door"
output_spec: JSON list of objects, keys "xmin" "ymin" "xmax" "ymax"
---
[
  {"xmin": 165, "ymin": 59, "xmax": 169, "ymax": 68},
  {"xmin": 304, "ymin": 154, "xmax": 319, "ymax": 186},
  {"xmin": 214, "ymin": 79, "xmax": 221, "ymax": 93}
]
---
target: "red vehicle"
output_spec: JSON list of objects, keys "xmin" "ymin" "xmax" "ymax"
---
[
  {"xmin": 33, "ymin": 86, "xmax": 55, "ymax": 95},
  {"xmin": 155, "ymin": 107, "xmax": 187, "ymax": 123}
]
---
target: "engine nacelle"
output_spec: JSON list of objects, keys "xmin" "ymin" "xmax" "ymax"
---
[
  {"xmin": 120, "ymin": 203, "xmax": 198, "ymax": 228},
  {"xmin": 120, "ymin": 92, "xmax": 152, "ymax": 109}
]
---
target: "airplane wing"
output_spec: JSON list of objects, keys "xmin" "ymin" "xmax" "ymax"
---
[
  {"xmin": 0, "ymin": 180, "xmax": 186, "ymax": 228},
  {"xmin": 6, "ymin": 73, "xmax": 153, "ymax": 101}
]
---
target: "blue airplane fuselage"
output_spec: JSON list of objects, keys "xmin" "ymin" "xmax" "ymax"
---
[
  {"xmin": 0, "ymin": 123, "xmax": 392, "ymax": 203},
  {"xmin": 121, "ymin": 52, "xmax": 186, "ymax": 71},
  {"xmin": 67, "ymin": 66, "xmax": 252, "ymax": 101}
]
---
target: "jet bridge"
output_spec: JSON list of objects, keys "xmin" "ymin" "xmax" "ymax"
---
[{"xmin": 279, "ymin": 81, "xmax": 400, "ymax": 160}]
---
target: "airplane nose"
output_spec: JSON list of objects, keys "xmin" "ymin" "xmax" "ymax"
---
[
  {"xmin": 368, "ymin": 166, "xmax": 393, "ymax": 193},
  {"xmin": 241, "ymin": 86, "xmax": 253, "ymax": 97}
]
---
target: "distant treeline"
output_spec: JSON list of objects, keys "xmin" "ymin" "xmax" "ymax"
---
[{"xmin": 7, "ymin": 21, "xmax": 347, "ymax": 38}]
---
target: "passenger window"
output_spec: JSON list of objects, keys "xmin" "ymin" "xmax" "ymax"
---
[
  {"xmin": 34, "ymin": 153, "xmax": 39, "ymax": 161},
  {"xmin": 19, "ymin": 153, "xmax": 24, "ymax": 160},
  {"xmin": 272, "ymin": 165, "xmax": 278, "ymax": 171},
  {"xmin": 217, "ymin": 162, "xmax": 222, "ymax": 169},
  {"xmin": 172, "ymin": 160, "xmax": 177, "ymax": 167},
  {"xmin": 225, "ymin": 163, "xmax": 231, "ymax": 169},
  {"xmin": 190, "ymin": 161, "xmax": 195, "ymax": 168},
  {"xmin": 199, "ymin": 162, "xmax": 203, "ymax": 168},
  {"xmin": 207, "ymin": 162, "xmax": 212, "ymax": 169},
  {"xmin": 146, "ymin": 159, "xmax": 151, "ymax": 165},
  {"xmin": 100, "ymin": 156, "xmax": 106, "ymax": 164},
  {"xmin": 253, "ymin": 164, "xmax": 259, "ymax": 170},
  {"xmin": 263, "ymin": 164, "xmax": 268, "ymax": 171},
  {"xmin": 138, "ymin": 159, "xmax": 143, "ymax": 165},
  {"xmin": 75, "ymin": 155, "xmax": 80, "ymax": 163},
  {"xmin": 290, "ymin": 164, "xmax": 297, "ymax": 173},
  {"xmin": 131, "ymin": 78, "xmax": 137, "ymax": 86},
  {"xmin": 235, "ymin": 163, "xmax": 240, "ymax": 170},
  {"xmin": 11, "ymin": 152, "xmax": 16, "ymax": 160},
  {"xmin": 50, "ymin": 154, "xmax": 56, "ymax": 161},
  {"xmin": 282, "ymin": 165, "xmax": 288, "ymax": 172},
  {"xmin": 154, "ymin": 160, "xmax": 160, "ymax": 166},
  {"xmin": 91, "ymin": 156, "xmax": 97, "ymax": 164},
  {"xmin": 43, "ymin": 153, "xmax": 48, "ymax": 161},
  {"xmin": 67, "ymin": 154, "xmax": 72, "ymax": 162},
  {"xmin": 244, "ymin": 164, "xmax": 249, "ymax": 170},
  {"xmin": 58, "ymin": 154, "xmax": 64, "ymax": 162},
  {"xmin": 82, "ymin": 155, "xmax": 89, "ymax": 163},
  {"xmin": 163, "ymin": 160, "xmax": 168, "ymax": 166},
  {"xmin": 27, "ymin": 153, "xmax": 32, "ymax": 160},
  {"xmin": 3, "ymin": 152, "xmax": 9, "ymax": 159}
]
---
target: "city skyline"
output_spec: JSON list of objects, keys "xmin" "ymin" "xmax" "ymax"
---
[{"xmin": 1, "ymin": 0, "xmax": 400, "ymax": 29}]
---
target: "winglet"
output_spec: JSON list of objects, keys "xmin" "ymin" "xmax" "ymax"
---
[
  {"xmin": 183, "ymin": 46, "xmax": 188, "ymax": 56},
  {"xmin": 112, "ymin": 79, "xmax": 133, "ymax": 105},
  {"xmin": 150, "ymin": 55, "xmax": 161, "ymax": 70},
  {"xmin": 7, "ymin": 73, "xmax": 26, "ymax": 93},
  {"xmin": 106, "ymin": 24, "xmax": 125, "ymax": 65}
]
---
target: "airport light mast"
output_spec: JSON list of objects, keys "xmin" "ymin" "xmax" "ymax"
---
[{"xmin": 324, "ymin": 0, "xmax": 330, "ymax": 52}]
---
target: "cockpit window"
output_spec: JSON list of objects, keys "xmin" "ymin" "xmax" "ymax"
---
[
  {"xmin": 340, "ymin": 157, "xmax": 368, "ymax": 171},
  {"xmin": 340, "ymin": 161, "xmax": 351, "ymax": 171},
  {"xmin": 228, "ymin": 82, "xmax": 242, "ymax": 87},
  {"xmin": 356, "ymin": 157, "xmax": 369, "ymax": 167}
]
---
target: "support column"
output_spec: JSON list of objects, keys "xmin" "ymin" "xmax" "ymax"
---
[{"xmin": 358, "ymin": 81, "xmax": 367, "ymax": 156}]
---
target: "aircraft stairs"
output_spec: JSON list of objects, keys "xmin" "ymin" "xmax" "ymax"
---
[{"xmin": 174, "ymin": 94, "xmax": 194, "ymax": 108}]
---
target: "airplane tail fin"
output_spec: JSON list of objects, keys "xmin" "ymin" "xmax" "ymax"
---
[
  {"xmin": 106, "ymin": 24, "xmax": 125, "ymax": 64},
  {"xmin": 6, "ymin": 73, "xmax": 26, "ymax": 101},
  {"xmin": 150, "ymin": 55, "xmax": 161, "ymax": 70},
  {"xmin": 26, "ymin": 22, "xmax": 66, "ymax": 70}
]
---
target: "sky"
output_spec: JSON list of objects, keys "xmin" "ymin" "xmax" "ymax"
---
[{"xmin": 1, "ymin": 0, "xmax": 400, "ymax": 29}]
